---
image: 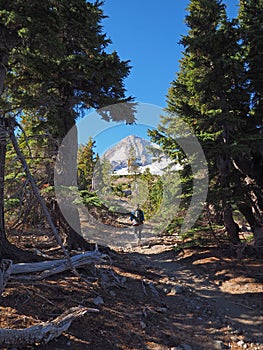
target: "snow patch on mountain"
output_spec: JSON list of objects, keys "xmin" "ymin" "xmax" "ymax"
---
[{"xmin": 102, "ymin": 135, "xmax": 177, "ymax": 175}]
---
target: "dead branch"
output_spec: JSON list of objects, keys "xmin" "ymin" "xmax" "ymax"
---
[
  {"xmin": 0, "ymin": 306, "xmax": 98, "ymax": 348},
  {"xmin": 8, "ymin": 126, "xmax": 77, "ymax": 276},
  {"xmin": 10, "ymin": 251, "xmax": 105, "ymax": 281},
  {"xmin": 14, "ymin": 120, "xmax": 33, "ymax": 158}
]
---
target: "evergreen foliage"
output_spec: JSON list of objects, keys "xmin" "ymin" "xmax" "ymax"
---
[
  {"xmin": 127, "ymin": 146, "xmax": 141, "ymax": 180},
  {"xmin": 150, "ymin": 0, "xmax": 263, "ymax": 243},
  {"xmin": 0, "ymin": 0, "xmax": 133, "ymax": 256},
  {"xmin": 78, "ymin": 137, "xmax": 98, "ymax": 190},
  {"xmin": 140, "ymin": 168, "xmax": 163, "ymax": 218}
]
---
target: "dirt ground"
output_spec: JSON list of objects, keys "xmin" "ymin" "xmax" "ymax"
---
[{"xmin": 0, "ymin": 232, "xmax": 263, "ymax": 350}]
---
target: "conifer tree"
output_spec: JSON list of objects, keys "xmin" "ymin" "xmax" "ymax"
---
[
  {"xmin": 78, "ymin": 138, "xmax": 97, "ymax": 190},
  {"xmin": 239, "ymin": 0, "xmax": 263, "ymax": 125},
  {"xmin": 0, "ymin": 1, "xmax": 133, "ymax": 257},
  {"xmin": 236, "ymin": 0, "xmax": 263, "ymax": 245},
  {"xmin": 150, "ymin": 0, "xmax": 250, "ymax": 243},
  {"xmin": 0, "ymin": 1, "xmax": 61, "ymax": 258},
  {"xmin": 237, "ymin": 0, "xmax": 263, "ymax": 191},
  {"xmin": 127, "ymin": 146, "xmax": 140, "ymax": 182}
]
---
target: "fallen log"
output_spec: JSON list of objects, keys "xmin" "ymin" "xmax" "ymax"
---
[
  {"xmin": 0, "ymin": 306, "xmax": 98, "ymax": 348},
  {"xmin": 10, "ymin": 250, "xmax": 105, "ymax": 280}
]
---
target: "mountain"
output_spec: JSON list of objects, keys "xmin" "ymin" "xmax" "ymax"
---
[{"xmin": 102, "ymin": 135, "xmax": 173, "ymax": 175}]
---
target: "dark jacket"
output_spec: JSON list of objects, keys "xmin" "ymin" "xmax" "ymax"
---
[{"xmin": 130, "ymin": 209, "xmax": 144, "ymax": 224}]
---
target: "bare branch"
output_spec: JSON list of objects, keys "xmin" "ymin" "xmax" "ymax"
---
[{"xmin": 8, "ymin": 126, "xmax": 77, "ymax": 276}]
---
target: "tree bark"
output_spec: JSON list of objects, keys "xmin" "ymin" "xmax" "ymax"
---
[
  {"xmin": 0, "ymin": 118, "xmax": 6, "ymax": 237},
  {"xmin": 0, "ymin": 117, "xmax": 15, "ymax": 259},
  {"xmin": 59, "ymin": 205, "xmax": 91, "ymax": 250},
  {"xmin": 237, "ymin": 202, "xmax": 263, "ymax": 249},
  {"xmin": 238, "ymin": 204, "xmax": 257, "ymax": 231},
  {"xmin": 55, "ymin": 123, "xmax": 89, "ymax": 250},
  {"xmin": 0, "ymin": 49, "xmax": 18, "ymax": 259},
  {"xmin": 223, "ymin": 204, "xmax": 241, "ymax": 244},
  {"xmin": 0, "ymin": 52, "xmax": 8, "ymax": 239}
]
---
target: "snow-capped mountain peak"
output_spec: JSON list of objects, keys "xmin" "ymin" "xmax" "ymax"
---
[
  {"xmin": 102, "ymin": 135, "xmax": 173, "ymax": 175},
  {"xmin": 103, "ymin": 135, "xmax": 152, "ymax": 168}
]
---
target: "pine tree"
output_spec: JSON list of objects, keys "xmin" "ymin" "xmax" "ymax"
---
[
  {"xmin": 140, "ymin": 168, "xmax": 163, "ymax": 217},
  {"xmin": 237, "ymin": 0, "xmax": 263, "ymax": 191},
  {"xmin": 239, "ymin": 0, "xmax": 263, "ymax": 124},
  {"xmin": 127, "ymin": 146, "xmax": 140, "ymax": 182},
  {"xmin": 78, "ymin": 138, "xmax": 97, "ymax": 190},
  {"xmin": 0, "ymin": 0, "xmax": 133, "ymax": 257},
  {"xmin": 150, "ymin": 0, "xmax": 250, "ymax": 243},
  {"xmin": 237, "ymin": 0, "xmax": 263, "ymax": 245},
  {"xmin": 0, "ymin": 1, "xmax": 61, "ymax": 258}
]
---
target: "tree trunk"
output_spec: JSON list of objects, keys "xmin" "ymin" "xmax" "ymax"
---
[
  {"xmin": 253, "ymin": 226, "xmax": 263, "ymax": 248},
  {"xmin": 0, "ymin": 50, "xmax": 16, "ymax": 259},
  {"xmin": 0, "ymin": 117, "xmax": 14, "ymax": 259},
  {"xmin": 238, "ymin": 204, "xmax": 257, "ymax": 231},
  {"xmin": 0, "ymin": 118, "xmax": 6, "ymax": 237},
  {"xmin": 237, "ymin": 203, "xmax": 263, "ymax": 248},
  {"xmin": 0, "ymin": 237, "xmax": 14, "ymax": 261},
  {"xmin": 55, "ymin": 123, "xmax": 89, "ymax": 250},
  {"xmin": 0, "ymin": 51, "xmax": 8, "ymax": 237},
  {"xmin": 58, "ymin": 205, "xmax": 92, "ymax": 250},
  {"xmin": 223, "ymin": 204, "xmax": 241, "ymax": 244},
  {"xmin": 0, "ymin": 120, "xmax": 23, "ymax": 260}
]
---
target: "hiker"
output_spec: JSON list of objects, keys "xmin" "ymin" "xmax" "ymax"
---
[{"xmin": 130, "ymin": 204, "xmax": 144, "ymax": 243}]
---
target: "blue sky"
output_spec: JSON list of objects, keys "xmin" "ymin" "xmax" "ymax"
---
[
  {"xmin": 77, "ymin": 0, "xmax": 239, "ymax": 154},
  {"xmin": 102, "ymin": 0, "xmax": 239, "ymax": 107}
]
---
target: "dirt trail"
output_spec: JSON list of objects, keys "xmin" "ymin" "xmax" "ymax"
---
[
  {"xmin": 120, "ymin": 241, "xmax": 263, "ymax": 349},
  {"xmin": 79, "ymin": 213, "xmax": 263, "ymax": 349},
  {"xmin": 1, "ymin": 226, "xmax": 262, "ymax": 350}
]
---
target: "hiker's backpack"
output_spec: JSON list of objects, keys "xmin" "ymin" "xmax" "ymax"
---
[{"xmin": 134, "ymin": 209, "xmax": 143, "ymax": 224}]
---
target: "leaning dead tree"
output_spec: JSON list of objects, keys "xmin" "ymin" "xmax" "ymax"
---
[
  {"xmin": 8, "ymin": 126, "xmax": 71, "ymax": 259},
  {"xmin": 0, "ymin": 306, "xmax": 98, "ymax": 348}
]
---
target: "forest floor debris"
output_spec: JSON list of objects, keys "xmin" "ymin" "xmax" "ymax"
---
[{"xmin": 0, "ymin": 230, "xmax": 262, "ymax": 350}]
